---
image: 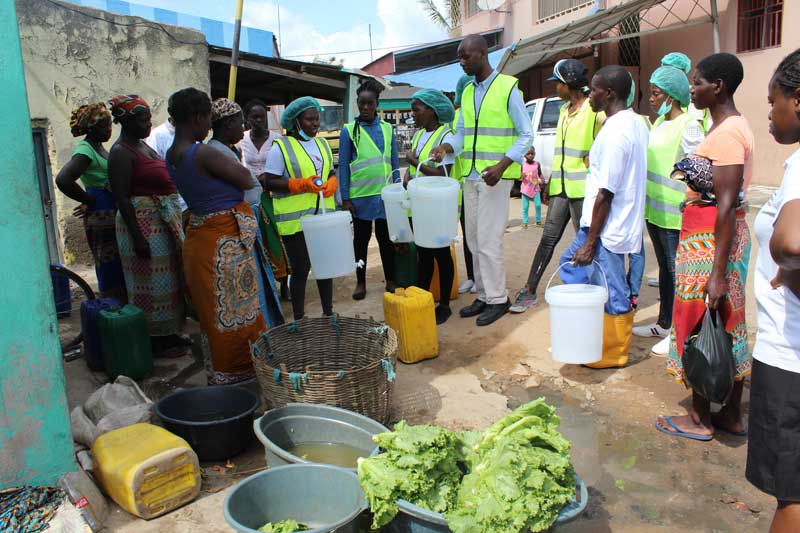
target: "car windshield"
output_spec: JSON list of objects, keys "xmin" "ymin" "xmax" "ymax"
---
[{"xmin": 319, "ymin": 106, "xmax": 343, "ymax": 132}]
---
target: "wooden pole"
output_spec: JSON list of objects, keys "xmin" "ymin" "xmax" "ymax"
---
[{"xmin": 227, "ymin": 0, "xmax": 245, "ymax": 100}]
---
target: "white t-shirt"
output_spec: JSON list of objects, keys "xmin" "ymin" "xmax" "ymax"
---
[
  {"xmin": 264, "ymin": 137, "xmax": 325, "ymax": 178},
  {"xmin": 752, "ymin": 148, "xmax": 800, "ymax": 374},
  {"xmin": 580, "ymin": 108, "xmax": 649, "ymax": 254},
  {"xmin": 414, "ymin": 129, "xmax": 455, "ymax": 172},
  {"xmin": 237, "ymin": 129, "xmax": 280, "ymax": 176}
]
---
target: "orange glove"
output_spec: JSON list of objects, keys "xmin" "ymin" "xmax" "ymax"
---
[
  {"xmin": 322, "ymin": 176, "xmax": 338, "ymax": 198},
  {"xmin": 287, "ymin": 177, "xmax": 323, "ymax": 194}
]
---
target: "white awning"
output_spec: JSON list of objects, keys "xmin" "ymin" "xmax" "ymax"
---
[{"xmin": 498, "ymin": 0, "xmax": 714, "ymax": 75}]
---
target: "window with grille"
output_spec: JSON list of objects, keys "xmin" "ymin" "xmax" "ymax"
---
[
  {"xmin": 618, "ymin": 15, "xmax": 640, "ymax": 67},
  {"xmin": 737, "ymin": 0, "xmax": 783, "ymax": 52},
  {"xmin": 537, "ymin": 0, "xmax": 592, "ymax": 20}
]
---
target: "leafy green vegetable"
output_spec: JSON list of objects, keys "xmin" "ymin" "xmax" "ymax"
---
[
  {"xmin": 357, "ymin": 421, "xmax": 461, "ymax": 528},
  {"xmin": 357, "ymin": 399, "xmax": 576, "ymax": 533},
  {"xmin": 258, "ymin": 519, "xmax": 306, "ymax": 532}
]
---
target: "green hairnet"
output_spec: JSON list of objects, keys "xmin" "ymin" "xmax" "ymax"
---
[
  {"xmin": 454, "ymin": 75, "xmax": 474, "ymax": 107},
  {"xmin": 649, "ymin": 52, "xmax": 691, "ymax": 107},
  {"xmin": 412, "ymin": 88, "xmax": 456, "ymax": 123},
  {"xmin": 626, "ymin": 74, "xmax": 636, "ymax": 108},
  {"xmin": 280, "ymin": 96, "xmax": 322, "ymax": 132}
]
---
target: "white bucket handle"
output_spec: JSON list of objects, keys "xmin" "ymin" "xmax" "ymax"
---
[
  {"xmin": 386, "ymin": 168, "xmax": 402, "ymax": 185},
  {"xmin": 416, "ymin": 157, "xmax": 449, "ymax": 179},
  {"xmin": 545, "ymin": 260, "xmax": 609, "ymax": 298}
]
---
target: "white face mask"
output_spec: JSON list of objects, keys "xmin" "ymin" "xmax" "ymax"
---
[
  {"xmin": 657, "ymin": 98, "xmax": 673, "ymax": 116},
  {"xmin": 296, "ymin": 119, "xmax": 313, "ymax": 141}
]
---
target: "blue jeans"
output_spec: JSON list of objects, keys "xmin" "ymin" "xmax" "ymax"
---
[
  {"xmin": 522, "ymin": 193, "xmax": 541, "ymax": 225},
  {"xmin": 626, "ymin": 236, "xmax": 645, "ymax": 298},
  {"xmin": 559, "ymin": 227, "xmax": 632, "ymax": 316}
]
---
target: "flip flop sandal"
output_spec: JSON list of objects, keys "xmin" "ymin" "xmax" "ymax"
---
[{"xmin": 653, "ymin": 416, "xmax": 713, "ymax": 441}]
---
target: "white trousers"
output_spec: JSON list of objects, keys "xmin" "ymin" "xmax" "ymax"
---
[{"xmin": 463, "ymin": 179, "xmax": 512, "ymax": 305}]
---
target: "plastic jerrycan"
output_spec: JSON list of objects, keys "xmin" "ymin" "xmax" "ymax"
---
[
  {"xmin": 429, "ymin": 245, "xmax": 459, "ymax": 302},
  {"xmin": 99, "ymin": 305, "xmax": 153, "ymax": 379},
  {"xmin": 81, "ymin": 297, "xmax": 121, "ymax": 371},
  {"xmin": 383, "ymin": 286, "xmax": 438, "ymax": 364}
]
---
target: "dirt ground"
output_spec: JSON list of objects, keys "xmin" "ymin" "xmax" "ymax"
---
[{"xmin": 58, "ymin": 186, "xmax": 778, "ymax": 533}]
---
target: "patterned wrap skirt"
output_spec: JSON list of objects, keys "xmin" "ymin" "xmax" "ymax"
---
[
  {"xmin": 115, "ymin": 194, "xmax": 186, "ymax": 336},
  {"xmin": 667, "ymin": 204, "xmax": 752, "ymax": 383},
  {"xmin": 84, "ymin": 187, "xmax": 126, "ymax": 300},
  {"xmin": 183, "ymin": 201, "xmax": 268, "ymax": 385}
]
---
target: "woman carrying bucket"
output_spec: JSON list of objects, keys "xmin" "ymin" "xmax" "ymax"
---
[
  {"xmin": 263, "ymin": 97, "xmax": 338, "ymax": 321},
  {"xmin": 403, "ymin": 89, "xmax": 457, "ymax": 325},
  {"xmin": 339, "ymin": 79, "xmax": 400, "ymax": 301}
]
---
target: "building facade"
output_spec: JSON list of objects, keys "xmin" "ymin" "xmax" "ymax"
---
[{"xmin": 460, "ymin": 0, "xmax": 794, "ymax": 186}]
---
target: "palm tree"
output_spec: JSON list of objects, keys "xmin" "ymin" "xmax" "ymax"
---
[{"xmin": 418, "ymin": 0, "xmax": 461, "ymax": 32}]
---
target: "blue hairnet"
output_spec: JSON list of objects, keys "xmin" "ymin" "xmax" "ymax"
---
[
  {"xmin": 280, "ymin": 96, "xmax": 322, "ymax": 132},
  {"xmin": 649, "ymin": 52, "xmax": 691, "ymax": 107},
  {"xmin": 454, "ymin": 75, "xmax": 474, "ymax": 107},
  {"xmin": 412, "ymin": 89, "xmax": 456, "ymax": 123}
]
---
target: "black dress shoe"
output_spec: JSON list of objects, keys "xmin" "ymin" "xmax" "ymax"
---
[
  {"xmin": 476, "ymin": 299, "xmax": 511, "ymax": 326},
  {"xmin": 460, "ymin": 298, "xmax": 487, "ymax": 318}
]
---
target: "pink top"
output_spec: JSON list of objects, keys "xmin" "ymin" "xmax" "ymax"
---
[
  {"xmin": 521, "ymin": 161, "xmax": 541, "ymax": 198},
  {"xmin": 694, "ymin": 115, "xmax": 754, "ymax": 196}
]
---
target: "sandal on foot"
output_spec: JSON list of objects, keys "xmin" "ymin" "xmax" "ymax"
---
[{"xmin": 653, "ymin": 416, "xmax": 713, "ymax": 441}]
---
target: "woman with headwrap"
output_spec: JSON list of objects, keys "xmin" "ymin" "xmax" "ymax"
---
[
  {"xmin": 633, "ymin": 53, "xmax": 705, "ymax": 355},
  {"xmin": 263, "ymin": 96, "xmax": 338, "ymax": 320},
  {"xmin": 204, "ymin": 98, "xmax": 283, "ymax": 329},
  {"xmin": 403, "ymin": 89, "xmax": 457, "ymax": 324},
  {"xmin": 107, "ymin": 94, "xmax": 188, "ymax": 357},
  {"xmin": 339, "ymin": 79, "xmax": 400, "ymax": 301},
  {"xmin": 56, "ymin": 103, "xmax": 127, "ymax": 301},
  {"xmin": 453, "ymin": 74, "xmax": 476, "ymax": 295},
  {"xmin": 165, "ymin": 89, "xmax": 274, "ymax": 385},
  {"xmin": 655, "ymin": 53, "xmax": 753, "ymax": 442}
]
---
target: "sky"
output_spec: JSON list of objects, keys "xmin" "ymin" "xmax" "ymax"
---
[{"xmin": 128, "ymin": 0, "xmax": 450, "ymax": 68}]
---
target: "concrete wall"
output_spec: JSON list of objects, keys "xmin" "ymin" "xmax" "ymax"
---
[
  {"xmin": 461, "ymin": 0, "xmax": 798, "ymax": 187},
  {"xmin": 0, "ymin": 1, "xmax": 75, "ymax": 488},
  {"xmin": 16, "ymin": 0, "xmax": 211, "ymax": 263}
]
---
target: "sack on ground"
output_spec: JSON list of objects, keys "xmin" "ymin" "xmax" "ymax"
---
[
  {"xmin": 70, "ymin": 376, "xmax": 154, "ymax": 448},
  {"xmin": 682, "ymin": 307, "xmax": 736, "ymax": 404}
]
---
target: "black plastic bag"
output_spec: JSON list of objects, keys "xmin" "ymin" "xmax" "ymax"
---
[{"xmin": 682, "ymin": 307, "xmax": 736, "ymax": 404}]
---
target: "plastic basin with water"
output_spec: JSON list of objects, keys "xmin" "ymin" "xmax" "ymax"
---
[
  {"xmin": 386, "ymin": 474, "xmax": 589, "ymax": 533},
  {"xmin": 155, "ymin": 385, "xmax": 259, "ymax": 461},
  {"xmin": 254, "ymin": 403, "xmax": 389, "ymax": 471},
  {"xmin": 224, "ymin": 464, "xmax": 367, "ymax": 533}
]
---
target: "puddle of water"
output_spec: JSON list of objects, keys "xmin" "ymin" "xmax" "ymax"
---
[{"xmin": 505, "ymin": 383, "xmax": 768, "ymax": 532}]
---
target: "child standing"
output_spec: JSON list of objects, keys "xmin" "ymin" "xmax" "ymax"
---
[{"xmin": 521, "ymin": 147, "xmax": 543, "ymax": 228}]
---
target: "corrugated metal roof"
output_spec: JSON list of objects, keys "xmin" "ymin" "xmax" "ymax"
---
[{"xmin": 385, "ymin": 47, "xmax": 508, "ymax": 92}]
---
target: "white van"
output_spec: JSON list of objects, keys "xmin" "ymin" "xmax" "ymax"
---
[{"xmin": 525, "ymin": 96, "xmax": 564, "ymax": 181}]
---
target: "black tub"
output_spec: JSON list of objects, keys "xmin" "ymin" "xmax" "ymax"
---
[{"xmin": 156, "ymin": 385, "xmax": 259, "ymax": 461}]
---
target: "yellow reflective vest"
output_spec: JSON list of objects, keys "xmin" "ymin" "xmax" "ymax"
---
[
  {"xmin": 460, "ymin": 73, "xmax": 521, "ymax": 180},
  {"xmin": 645, "ymin": 113, "xmax": 693, "ymax": 230},
  {"xmin": 344, "ymin": 120, "xmax": 393, "ymax": 198},
  {"xmin": 549, "ymin": 99, "xmax": 600, "ymax": 198},
  {"xmin": 272, "ymin": 136, "xmax": 335, "ymax": 236}
]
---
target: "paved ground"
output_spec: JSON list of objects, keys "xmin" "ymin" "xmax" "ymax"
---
[{"xmin": 58, "ymin": 187, "xmax": 777, "ymax": 532}]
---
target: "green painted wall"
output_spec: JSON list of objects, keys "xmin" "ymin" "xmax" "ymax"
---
[{"xmin": 0, "ymin": 2, "xmax": 75, "ymax": 487}]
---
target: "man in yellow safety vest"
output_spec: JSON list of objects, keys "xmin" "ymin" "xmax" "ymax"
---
[{"xmin": 432, "ymin": 34, "xmax": 533, "ymax": 326}]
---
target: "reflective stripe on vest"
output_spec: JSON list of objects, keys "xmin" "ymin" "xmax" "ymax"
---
[
  {"xmin": 461, "ymin": 73, "xmax": 521, "ymax": 180},
  {"xmin": 549, "ymin": 99, "xmax": 598, "ymax": 198},
  {"xmin": 451, "ymin": 108, "xmax": 464, "ymax": 181},
  {"xmin": 344, "ymin": 121, "xmax": 393, "ymax": 198},
  {"xmin": 273, "ymin": 136, "xmax": 335, "ymax": 236},
  {"xmin": 645, "ymin": 113, "xmax": 692, "ymax": 230}
]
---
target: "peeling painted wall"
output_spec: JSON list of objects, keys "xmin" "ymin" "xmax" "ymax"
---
[
  {"xmin": 16, "ymin": 0, "xmax": 210, "ymax": 263},
  {"xmin": 0, "ymin": 1, "xmax": 75, "ymax": 488}
]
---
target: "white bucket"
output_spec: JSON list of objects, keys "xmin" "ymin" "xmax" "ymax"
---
[
  {"xmin": 408, "ymin": 176, "xmax": 459, "ymax": 249},
  {"xmin": 300, "ymin": 209, "xmax": 356, "ymax": 279},
  {"xmin": 544, "ymin": 262, "xmax": 608, "ymax": 364},
  {"xmin": 381, "ymin": 183, "xmax": 413, "ymax": 243}
]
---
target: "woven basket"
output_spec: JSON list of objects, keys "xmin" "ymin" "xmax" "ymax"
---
[{"xmin": 251, "ymin": 315, "xmax": 398, "ymax": 423}]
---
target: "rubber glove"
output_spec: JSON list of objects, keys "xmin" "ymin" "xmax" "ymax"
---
[
  {"xmin": 287, "ymin": 177, "xmax": 323, "ymax": 194},
  {"xmin": 322, "ymin": 176, "xmax": 338, "ymax": 198}
]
